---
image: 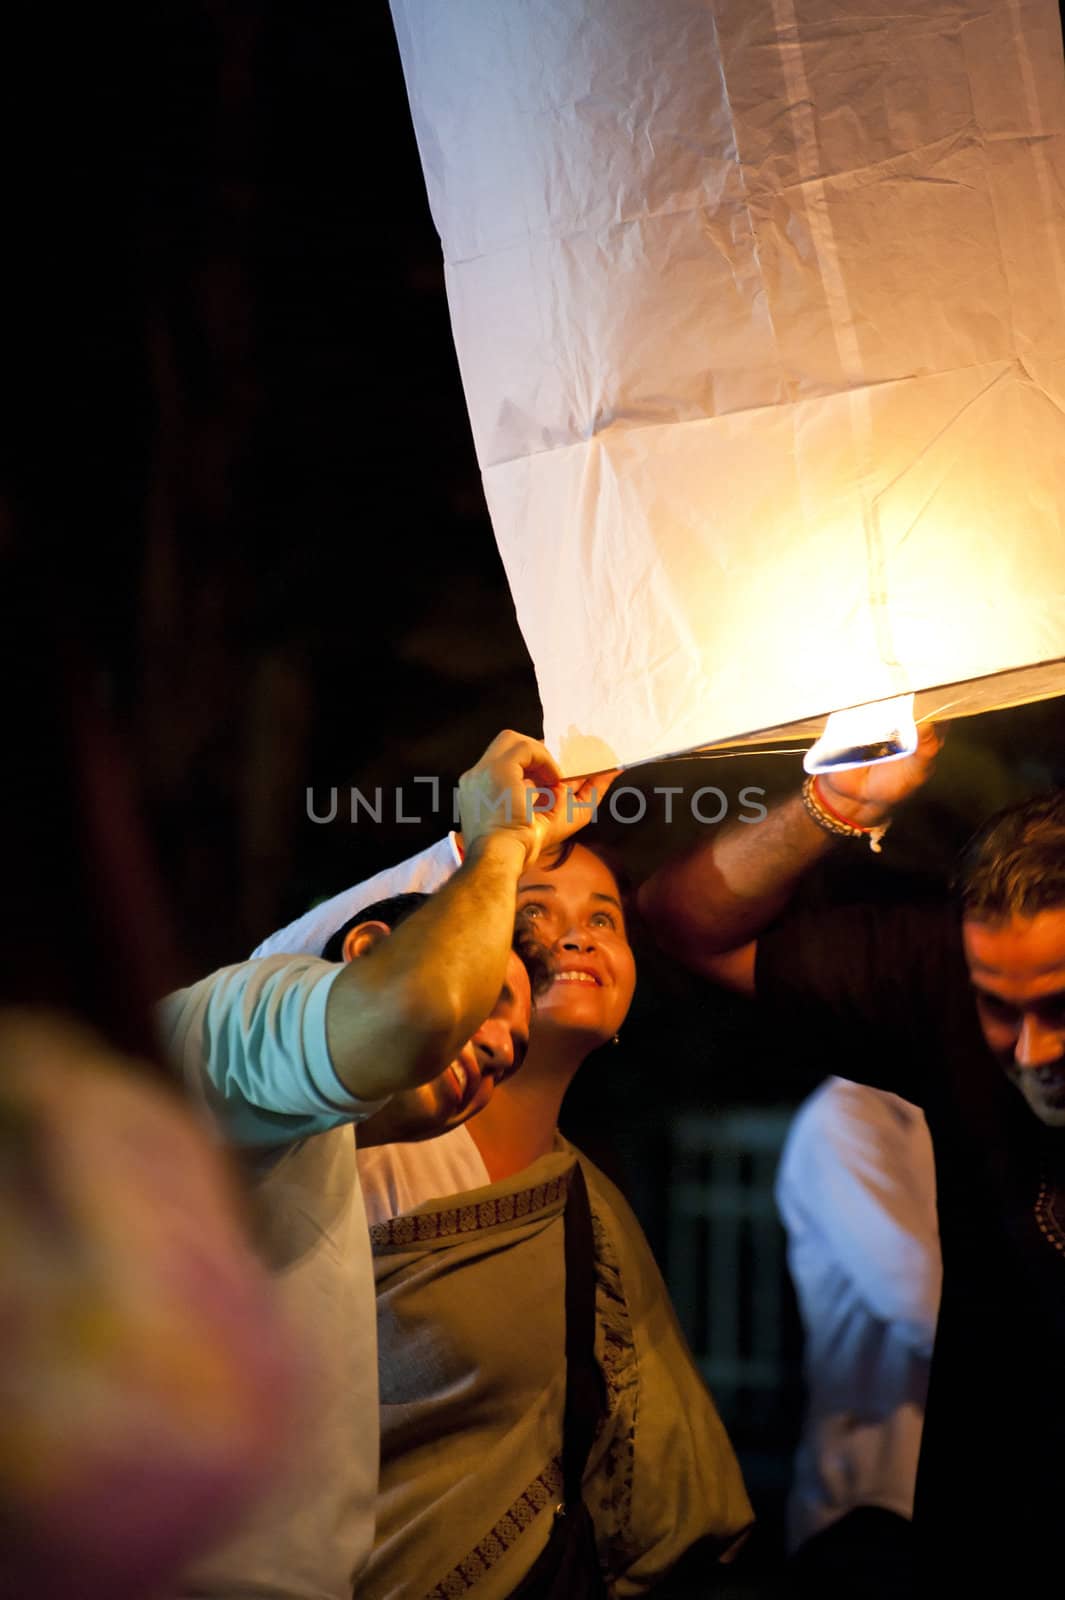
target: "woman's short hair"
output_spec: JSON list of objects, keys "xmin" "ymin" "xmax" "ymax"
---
[{"xmin": 540, "ymin": 835, "xmax": 635, "ymax": 915}]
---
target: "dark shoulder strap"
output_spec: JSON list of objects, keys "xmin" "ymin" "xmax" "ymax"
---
[{"xmin": 560, "ymin": 1161, "xmax": 607, "ymax": 1505}]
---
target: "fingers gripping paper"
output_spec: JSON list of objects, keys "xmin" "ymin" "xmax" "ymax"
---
[{"xmin": 390, "ymin": 0, "xmax": 1065, "ymax": 773}]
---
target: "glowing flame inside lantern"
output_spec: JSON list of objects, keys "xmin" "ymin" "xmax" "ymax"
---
[{"xmin": 803, "ymin": 694, "xmax": 919, "ymax": 776}]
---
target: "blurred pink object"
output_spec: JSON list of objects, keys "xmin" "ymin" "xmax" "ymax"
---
[{"xmin": 0, "ymin": 1010, "xmax": 302, "ymax": 1600}]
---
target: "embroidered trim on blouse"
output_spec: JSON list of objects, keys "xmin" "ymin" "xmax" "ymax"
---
[
  {"xmin": 1035, "ymin": 1171, "xmax": 1065, "ymax": 1256},
  {"xmin": 589, "ymin": 1210, "xmax": 639, "ymax": 1569},
  {"xmin": 422, "ymin": 1457, "xmax": 564, "ymax": 1599},
  {"xmin": 370, "ymin": 1172, "xmax": 570, "ymax": 1252}
]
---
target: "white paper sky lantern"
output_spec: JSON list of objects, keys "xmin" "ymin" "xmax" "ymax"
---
[{"xmin": 389, "ymin": 0, "xmax": 1065, "ymax": 774}]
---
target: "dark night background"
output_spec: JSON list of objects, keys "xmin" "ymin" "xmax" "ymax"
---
[{"xmin": 6, "ymin": 3, "xmax": 1065, "ymax": 1583}]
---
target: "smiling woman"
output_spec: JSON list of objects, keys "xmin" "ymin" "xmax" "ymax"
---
[
  {"xmin": 513, "ymin": 842, "xmax": 636, "ymax": 1059},
  {"xmin": 351, "ymin": 839, "xmax": 752, "ymax": 1599},
  {"xmin": 251, "ymin": 823, "xmax": 752, "ymax": 1594}
]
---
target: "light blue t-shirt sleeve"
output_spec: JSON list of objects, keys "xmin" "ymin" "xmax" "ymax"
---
[{"xmin": 159, "ymin": 954, "xmax": 387, "ymax": 1146}]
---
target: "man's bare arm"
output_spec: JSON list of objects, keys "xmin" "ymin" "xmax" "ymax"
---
[
  {"xmin": 637, "ymin": 726, "xmax": 942, "ymax": 994},
  {"xmin": 325, "ymin": 829, "xmax": 529, "ymax": 1099},
  {"xmin": 326, "ymin": 730, "xmax": 616, "ymax": 1100}
]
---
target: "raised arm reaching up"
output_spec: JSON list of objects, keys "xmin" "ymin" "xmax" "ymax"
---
[
  {"xmin": 325, "ymin": 730, "xmax": 615, "ymax": 1098},
  {"xmin": 637, "ymin": 725, "xmax": 942, "ymax": 993}
]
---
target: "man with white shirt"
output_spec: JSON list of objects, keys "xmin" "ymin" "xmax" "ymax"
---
[
  {"xmin": 639, "ymin": 742, "xmax": 1065, "ymax": 1590},
  {"xmin": 776, "ymin": 1076, "xmax": 940, "ymax": 1597},
  {"xmin": 162, "ymin": 731, "xmax": 606, "ymax": 1599}
]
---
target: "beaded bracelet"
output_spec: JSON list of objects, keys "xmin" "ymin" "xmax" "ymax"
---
[{"xmin": 801, "ymin": 775, "xmax": 891, "ymax": 854}]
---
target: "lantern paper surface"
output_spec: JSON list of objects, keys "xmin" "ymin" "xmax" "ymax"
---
[{"xmin": 390, "ymin": 0, "xmax": 1065, "ymax": 773}]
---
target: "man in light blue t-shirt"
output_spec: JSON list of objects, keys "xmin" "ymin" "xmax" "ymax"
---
[{"xmin": 162, "ymin": 730, "xmax": 610, "ymax": 1600}]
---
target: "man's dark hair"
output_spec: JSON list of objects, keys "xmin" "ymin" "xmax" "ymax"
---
[
  {"xmin": 320, "ymin": 893, "xmax": 429, "ymax": 962},
  {"xmin": 319, "ymin": 888, "xmax": 552, "ymax": 997},
  {"xmin": 954, "ymin": 789, "xmax": 1065, "ymax": 921}
]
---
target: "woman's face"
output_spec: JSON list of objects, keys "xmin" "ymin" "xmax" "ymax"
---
[{"xmin": 516, "ymin": 844, "xmax": 637, "ymax": 1048}]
